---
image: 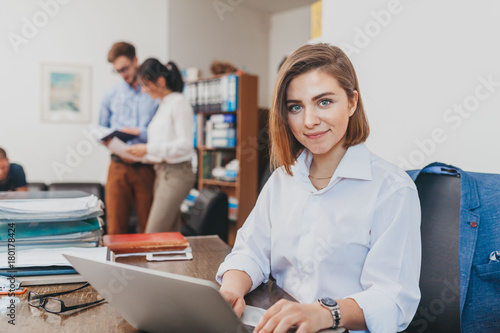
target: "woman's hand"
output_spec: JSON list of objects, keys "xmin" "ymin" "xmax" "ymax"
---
[
  {"xmin": 120, "ymin": 127, "xmax": 141, "ymax": 136},
  {"xmin": 126, "ymin": 144, "xmax": 147, "ymax": 157},
  {"xmin": 254, "ymin": 299, "xmax": 333, "ymax": 333},
  {"xmin": 219, "ymin": 270, "xmax": 252, "ymax": 317},
  {"xmin": 219, "ymin": 288, "xmax": 246, "ymax": 317}
]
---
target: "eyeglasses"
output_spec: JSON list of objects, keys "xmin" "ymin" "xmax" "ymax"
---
[
  {"xmin": 113, "ymin": 64, "xmax": 132, "ymax": 75},
  {"xmin": 28, "ymin": 283, "xmax": 105, "ymax": 313}
]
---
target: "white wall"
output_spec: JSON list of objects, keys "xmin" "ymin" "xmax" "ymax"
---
[
  {"xmin": 0, "ymin": 0, "xmax": 168, "ymax": 184},
  {"xmin": 323, "ymin": 0, "xmax": 500, "ymax": 173},
  {"xmin": 268, "ymin": 6, "xmax": 311, "ymax": 105},
  {"xmin": 168, "ymin": 0, "xmax": 270, "ymax": 107}
]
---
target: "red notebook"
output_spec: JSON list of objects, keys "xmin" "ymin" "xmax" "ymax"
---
[{"xmin": 103, "ymin": 232, "xmax": 189, "ymax": 254}]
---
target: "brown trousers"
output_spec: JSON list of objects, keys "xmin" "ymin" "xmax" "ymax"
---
[{"xmin": 105, "ymin": 160, "xmax": 155, "ymax": 234}]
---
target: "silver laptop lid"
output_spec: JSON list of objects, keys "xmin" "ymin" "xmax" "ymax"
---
[{"xmin": 64, "ymin": 254, "xmax": 251, "ymax": 333}]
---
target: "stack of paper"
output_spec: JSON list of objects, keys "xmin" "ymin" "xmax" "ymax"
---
[
  {"xmin": 0, "ymin": 192, "xmax": 105, "ymax": 279},
  {"xmin": 0, "ymin": 195, "xmax": 102, "ymax": 221}
]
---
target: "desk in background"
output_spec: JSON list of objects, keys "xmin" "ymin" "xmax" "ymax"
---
[{"xmin": 0, "ymin": 236, "xmax": 294, "ymax": 332}]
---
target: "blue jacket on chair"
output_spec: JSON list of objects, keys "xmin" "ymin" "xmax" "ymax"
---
[{"xmin": 407, "ymin": 162, "xmax": 500, "ymax": 332}]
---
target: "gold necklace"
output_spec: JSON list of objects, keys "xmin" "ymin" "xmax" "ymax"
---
[{"xmin": 308, "ymin": 174, "xmax": 332, "ymax": 180}]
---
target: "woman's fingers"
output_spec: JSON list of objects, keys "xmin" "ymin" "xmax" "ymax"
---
[{"xmin": 255, "ymin": 301, "xmax": 326, "ymax": 333}]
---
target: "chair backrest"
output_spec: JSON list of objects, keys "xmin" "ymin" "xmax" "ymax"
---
[
  {"xmin": 405, "ymin": 173, "xmax": 461, "ymax": 333},
  {"xmin": 48, "ymin": 182, "xmax": 104, "ymax": 201},
  {"xmin": 27, "ymin": 182, "xmax": 48, "ymax": 191},
  {"xmin": 181, "ymin": 188, "xmax": 229, "ymax": 243}
]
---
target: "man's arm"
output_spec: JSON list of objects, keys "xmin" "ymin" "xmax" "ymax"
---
[
  {"xmin": 12, "ymin": 164, "xmax": 27, "ymax": 191},
  {"xmin": 99, "ymin": 89, "xmax": 114, "ymax": 128}
]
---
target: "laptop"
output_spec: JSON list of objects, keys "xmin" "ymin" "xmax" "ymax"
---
[
  {"xmin": 65, "ymin": 255, "xmax": 342, "ymax": 333},
  {"xmin": 64, "ymin": 254, "xmax": 256, "ymax": 333}
]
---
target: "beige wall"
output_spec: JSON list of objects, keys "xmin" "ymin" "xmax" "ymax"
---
[
  {"xmin": 268, "ymin": 5, "xmax": 311, "ymax": 106},
  {"xmin": 323, "ymin": 0, "xmax": 500, "ymax": 173},
  {"xmin": 168, "ymin": 0, "xmax": 270, "ymax": 107},
  {"xmin": 0, "ymin": 0, "xmax": 168, "ymax": 184}
]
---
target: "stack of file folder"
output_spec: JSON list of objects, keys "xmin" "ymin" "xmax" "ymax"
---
[{"xmin": 0, "ymin": 191, "xmax": 107, "ymax": 282}]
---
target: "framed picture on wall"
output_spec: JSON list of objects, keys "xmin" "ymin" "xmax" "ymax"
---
[{"xmin": 40, "ymin": 63, "xmax": 92, "ymax": 123}]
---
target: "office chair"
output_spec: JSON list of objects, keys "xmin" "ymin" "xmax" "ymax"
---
[
  {"xmin": 404, "ymin": 173, "xmax": 461, "ymax": 333},
  {"xmin": 27, "ymin": 182, "xmax": 48, "ymax": 191},
  {"xmin": 181, "ymin": 187, "xmax": 229, "ymax": 243}
]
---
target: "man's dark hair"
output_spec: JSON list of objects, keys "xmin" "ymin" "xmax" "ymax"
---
[
  {"xmin": 108, "ymin": 42, "xmax": 136, "ymax": 63},
  {"xmin": 0, "ymin": 147, "xmax": 7, "ymax": 160}
]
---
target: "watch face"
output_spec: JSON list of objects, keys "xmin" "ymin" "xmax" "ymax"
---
[{"xmin": 321, "ymin": 297, "xmax": 337, "ymax": 307}]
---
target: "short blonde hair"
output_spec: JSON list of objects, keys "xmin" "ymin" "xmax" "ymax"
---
[{"xmin": 269, "ymin": 44, "xmax": 370, "ymax": 175}]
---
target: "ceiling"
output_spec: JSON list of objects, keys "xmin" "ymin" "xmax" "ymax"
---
[{"xmin": 245, "ymin": 0, "xmax": 317, "ymax": 14}]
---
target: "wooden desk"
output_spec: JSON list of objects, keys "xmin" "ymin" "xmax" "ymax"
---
[{"xmin": 0, "ymin": 236, "xmax": 294, "ymax": 332}]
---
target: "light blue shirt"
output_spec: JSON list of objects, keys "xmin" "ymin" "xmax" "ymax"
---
[{"xmin": 99, "ymin": 81, "xmax": 158, "ymax": 144}]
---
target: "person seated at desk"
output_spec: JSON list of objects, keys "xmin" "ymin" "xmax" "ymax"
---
[
  {"xmin": 217, "ymin": 44, "xmax": 422, "ymax": 333},
  {"xmin": 0, "ymin": 147, "xmax": 27, "ymax": 192}
]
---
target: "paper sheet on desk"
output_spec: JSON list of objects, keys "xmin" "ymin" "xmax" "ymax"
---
[
  {"xmin": 241, "ymin": 305, "xmax": 345, "ymax": 333},
  {"xmin": 0, "ymin": 195, "xmax": 98, "ymax": 214},
  {"xmin": 0, "ymin": 247, "xmax": 109, "ymax": 268}
]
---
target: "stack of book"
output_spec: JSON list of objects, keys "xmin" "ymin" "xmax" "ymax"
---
[
  {"xmin": 181, "ymin": 189, "xmax": 200, "ymax": 218},
  {"xmin": 103, "ymin": 232, "xmax": 192, "ymax": 261},
  {"xmin": 228, "ymin": 196, "xmax": 238, "ymax": 222},
  {"xmin": 201, "ymin": 150, "xmax": 236, "ymax": 180},
  {"xmin": 0, "ymin": 192, "xmax": 106, "ymax": 282},
  {"xmin": 184, "ymin": 74, "xmax": 238, "ymax": 113},
  {"xmin": 205, "ymin": 114, "xmax": 236, "ymax": 148}
]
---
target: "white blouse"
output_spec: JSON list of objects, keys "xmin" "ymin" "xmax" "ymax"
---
[
  {"xmin": 144, "ymin": 92, "xmax": 194, "ymax": 164},
  {"xmin": 216, "ymin": 144, "xmax": 421, "ymax": 333}
]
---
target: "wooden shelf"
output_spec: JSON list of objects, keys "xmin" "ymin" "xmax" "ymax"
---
[
  {"xmin": 197, "ymin": 146, "xmax": 236, "ymax": 151},
  {"xmin": 201, "ymin": 179, "xmax": 237, "ymax": 187},
  {"xmin": 196, "ymin": 110, "xmax": 237, "ymax": 115},
  {"xmin": 194, "ymin": 73, "xmax": 259, "ymax": 245}
]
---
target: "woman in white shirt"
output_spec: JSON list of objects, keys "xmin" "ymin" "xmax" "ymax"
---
[
  {"xmin": 127, "ymin": 59, "xmax": 195, "ymax": 233},
  {"xmin": 217, "ymin": 44, "xmax": 421, "ymax": 333}
]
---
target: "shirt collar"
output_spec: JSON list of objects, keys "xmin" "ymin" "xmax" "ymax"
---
[{"xmin": 291, "ymin": 143, "xmax": 373, "ymax": 192}]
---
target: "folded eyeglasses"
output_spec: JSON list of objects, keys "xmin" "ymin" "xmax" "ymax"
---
[{"xmin": 28, "ymin": 283, "xmax": 105, "ymax": 313}]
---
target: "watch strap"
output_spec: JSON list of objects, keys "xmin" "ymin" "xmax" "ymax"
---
[{"xmin": 318, "ymin": 298, "xmax": 341, "ymax": 329}]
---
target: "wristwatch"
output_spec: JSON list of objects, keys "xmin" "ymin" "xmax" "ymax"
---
[{"xmin": 318, "ymin": 297, "xmax": 341, "ymax": 329}]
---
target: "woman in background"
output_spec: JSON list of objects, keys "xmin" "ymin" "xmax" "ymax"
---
[
  {"xmin": 217, "ymin": 44, "xmax": 421, "ymax": 333},
  {"xmin": 127, "ymin": 59, "xmax": 195, "ymax": 233}
]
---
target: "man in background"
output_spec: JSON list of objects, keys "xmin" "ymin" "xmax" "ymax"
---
[
  {"xmin": 99, "ymin": 42, "xmax": 158, "ymax": 234},
  {"xmin": 0, "ymin": 147, "xmax": 27, "ymax": 191}
]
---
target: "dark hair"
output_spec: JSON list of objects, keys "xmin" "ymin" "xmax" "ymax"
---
[
  {"xmin": 0, "ymin": 147, "xmax": 7, "ymax": 160},
  {"xmin": 108, "ymin": 42, "xmax": 136, "ymax": 62},
  {"xmin": 137, "ymin": 59, "xmax": 184, "ymax": 93},
  {"xmin": 269, "ymin": 43, "xmax": 370, "ymax": 175}
]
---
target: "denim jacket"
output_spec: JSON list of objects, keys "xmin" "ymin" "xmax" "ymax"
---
[{"xmin": 407, "ymin": 162, "xmax": 500, "ymax": 332}]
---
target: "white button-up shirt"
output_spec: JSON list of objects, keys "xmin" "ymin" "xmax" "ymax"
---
[
  {"xmin": 144, "ymin": 92, "xmax": 194, "ymax": 164},
  {"xmin": 216, "ymin": 144, "xmax": 421, "ymax": 333}
]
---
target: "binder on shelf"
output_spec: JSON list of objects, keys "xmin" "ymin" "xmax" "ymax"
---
[
  {"xmin": 228, "ymin": 196, "xmax": 238, "ymax": 222},
  {"xmin": 227, "ymin": 74, "xmax": 238, "ymax": 112},
  {"xmin": 184, "ymin": 74, "xmax": 238, "ymax": 113},
  {"xmin": 212, "ymin": 128, "xmax": 236, "ymax": 139},
  {"xmin": 202, "ymin": 150, "xmax": 236, "ymax": 180},
  {"xmin": 212, "ymin": 138, "xmax": 236, "ymax": 148},
  {"xmin": 210, "ymin": 114, "xmax": 235, "ymax": 124},
  {"xmin": 193, "ymin": 113, "xmax": 198, "ymax": 147}
]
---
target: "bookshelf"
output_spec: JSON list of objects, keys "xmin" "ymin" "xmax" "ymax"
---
[{"xmin": 187, "ymin": 73, "xmax": 259, "ymax": 245}]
